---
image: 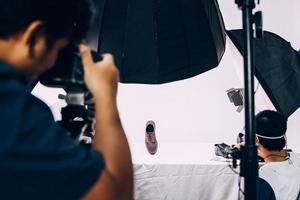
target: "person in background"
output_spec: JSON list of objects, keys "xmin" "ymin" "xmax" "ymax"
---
[
  {"xmin": 256, "ymin": 110, "xmax": 300, "ymax": 200},
  {"xmin": 0, "ymin": 0, "xmax": 133, "ymax": 199}
]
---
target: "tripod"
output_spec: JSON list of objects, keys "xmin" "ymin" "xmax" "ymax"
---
[{"xmin": 58, "ymin": 92, "xmax": 95, "ymax": 146}]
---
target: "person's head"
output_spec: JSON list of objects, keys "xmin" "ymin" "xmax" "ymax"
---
[
  {"xmin": 255, "ymin": 110, "xmax": 287, "ymax": 153},
  {"xmin": 0, "ymin": 0, "xmax": 94, "ymax": 77}
]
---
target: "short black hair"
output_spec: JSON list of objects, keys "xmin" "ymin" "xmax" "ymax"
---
[
  {"xmin": 0, "ymin": 0, "xmax": 94, "ymax": 46},
  {"xmin": 256, "ymin": 110, "xmax": 287, "ymax": 151}
]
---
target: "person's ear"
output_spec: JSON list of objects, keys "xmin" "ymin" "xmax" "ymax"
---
[{"xmin": 21, "ymin": 20, "xmax": 46, "ymax": 58}]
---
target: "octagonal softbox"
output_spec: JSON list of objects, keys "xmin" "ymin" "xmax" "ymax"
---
[{"xmin": 98, "ymin": 0, "xmax": 226, "ymax": 84}]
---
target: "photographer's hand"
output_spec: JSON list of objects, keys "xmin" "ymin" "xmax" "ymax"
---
[
  {"xmin": 80, "ymin": 45, "xmax": 133, "ymax": 200},
  {"xmin": 80, "ymin": 45, "xmax": 119, "ymax": 98},
  {"xmin": 234, "ymin": 142, "xmax": 245, "ymax": 150}
]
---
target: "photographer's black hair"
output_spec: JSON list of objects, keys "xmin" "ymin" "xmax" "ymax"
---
[
  {"xmin": 0, "ymin": 0, "xmax": 94, "ymax": 47},
  {"xmin": 256, "ymin": 110, "xmax": 287, "ymax": 151}
]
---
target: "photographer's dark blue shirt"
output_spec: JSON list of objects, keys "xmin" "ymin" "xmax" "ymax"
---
[{"xmin": 0, "ymin": 62, "xmax": 104, "ymax": 200}]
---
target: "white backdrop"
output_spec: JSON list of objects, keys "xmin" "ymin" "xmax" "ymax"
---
[{"xmin": 32, "ymin": 0, "xmax": 300, "ymax": 152}]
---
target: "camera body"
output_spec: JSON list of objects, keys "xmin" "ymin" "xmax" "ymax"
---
[{"xmin": 40, "ymin": 45, "xmax": 101, "ymax": 92}]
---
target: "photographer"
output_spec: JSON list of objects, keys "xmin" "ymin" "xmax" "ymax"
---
[
  {"xmin": 0, "ymin": 0, "xmax": 133, "ymax": 199},
  {"xmin": 256, "ymin": 110, "xmax": 300, "ymax": 200},
  {"xmin": 234, "ymin": 110, "xmax": 300, "ymax": 199}
]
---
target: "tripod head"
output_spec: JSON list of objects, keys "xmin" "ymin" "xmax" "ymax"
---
[
  {"xmin": 235, "ymin": 0, "xmax": 263, "ymax": 39},
  {"xmin": 58, "ymin": 92, "xmax": 95, "ymax": 146}
]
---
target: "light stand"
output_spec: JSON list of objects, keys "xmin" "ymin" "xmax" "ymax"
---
[{"xmin": 234, "ymin": 0, "xmax": 262, "ymax": 199}]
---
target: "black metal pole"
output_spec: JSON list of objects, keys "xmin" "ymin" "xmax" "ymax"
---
[{"xmin": 237, "ymin": 0, "xmax": 258, "ymax": 199}]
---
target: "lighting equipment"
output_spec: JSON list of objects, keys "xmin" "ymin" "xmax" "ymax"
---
[{"xmin": 98, "ymin": 0, "xmax": 226, "ymax": 84}]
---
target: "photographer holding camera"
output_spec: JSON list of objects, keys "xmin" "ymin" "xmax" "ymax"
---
[{"xmin": 0, "ymin": 0, "xmax": 133, "ymax": 199}]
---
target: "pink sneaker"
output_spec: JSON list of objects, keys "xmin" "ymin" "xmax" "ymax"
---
[{"xmin": 145, "ymin": 120, "xmax": 158, "ymax": 155}]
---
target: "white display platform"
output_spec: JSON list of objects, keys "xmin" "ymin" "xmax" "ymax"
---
[{"xmin": 130, "ymin": 142, "xmax": 242, "ymax": 200}]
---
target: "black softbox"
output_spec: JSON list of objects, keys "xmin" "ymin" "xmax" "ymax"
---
[
  {"xmin": 227, "ymin": 30, "xmax": 300, "ymax": 118},
  {"xmin": 98, "ymin": 0, "xmax": 226, "ymax": 84}
]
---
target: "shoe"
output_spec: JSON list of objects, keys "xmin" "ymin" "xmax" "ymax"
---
[{"xmin": 145, "ymin": 120, "xmax": 158, "ymax": 155}]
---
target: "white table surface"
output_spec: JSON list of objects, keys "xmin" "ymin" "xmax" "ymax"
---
[{"xmin": 130, "ymin": 142, "xmax": 243, "ymax": 200}]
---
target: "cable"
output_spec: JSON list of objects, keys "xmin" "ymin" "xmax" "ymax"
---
[
  {"xmin": 238, "ymin": 176, "xmax": 244, "ymax": 200},
  {"xmin": 228, "ymin": 164, "xmax": 239, "ymax": 175}
]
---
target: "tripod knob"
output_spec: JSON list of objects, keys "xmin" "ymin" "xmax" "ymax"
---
[{"xmin": 58, "ymin": 93, "xmax": 85, "ymax": 105}]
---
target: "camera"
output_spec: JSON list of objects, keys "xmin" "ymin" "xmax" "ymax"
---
[
  {"xmin": 38, "ymin": 44, "xmax": 101, "ymax": 145},
  {"xmin": 214, "ymin": 143, "xmax": 241, "ymax": 159},
  {"xmin": 39, "ymin": 44, "xmax": 101, "ymax": 92}
]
